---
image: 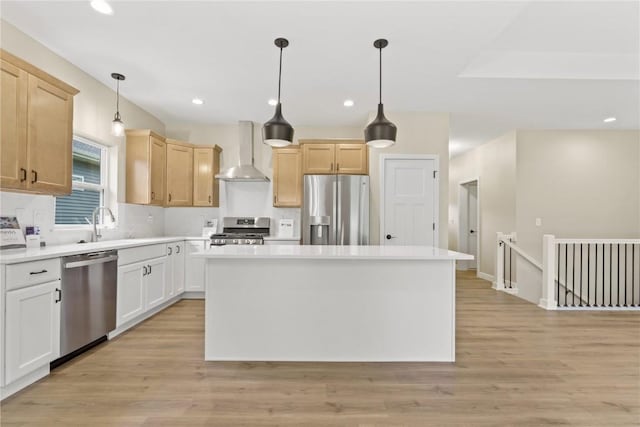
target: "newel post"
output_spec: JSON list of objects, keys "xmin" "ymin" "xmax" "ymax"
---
[
  {"xmin": 494, "ymin": 232, "xmax": 505, "ymax": 290},
  {"xmin": 539, "ymin": 234, "xmax": 557, "ymax": 310}
]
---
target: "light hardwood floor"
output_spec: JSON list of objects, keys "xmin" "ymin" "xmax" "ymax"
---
[{"xmin": 1, "ymin": 271, "xmax": 639, "ymax": 426}]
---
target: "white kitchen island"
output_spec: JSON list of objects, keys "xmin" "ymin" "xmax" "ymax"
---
[{"xmin": 197, "ymin": 245, "xmax": 472, "ymax": 362}]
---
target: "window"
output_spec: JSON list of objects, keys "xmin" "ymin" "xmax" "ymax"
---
[{"xmin": 55, "ymin": 137, "xmax": 108, "ymax": 226}]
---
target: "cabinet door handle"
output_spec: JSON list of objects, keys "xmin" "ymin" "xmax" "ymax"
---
[
  {"xmin": 168, "ymin": 247, "xmax": 173, "ymax": 255},
  {"xmin": 274, "ymin": 194, "xmax": 277, "ymax": 205},
  {"xmin": 30, "ymin": 269, "xmax": 48, "ymax": 275},
  {"xmin": 31, "ymin": 170, "xmax": 38, "ymax": 183},
  {"xmin": 336, "ymin": 163, "xmax": 340, "ymax": 172},
  {"xmin": 143, "ymin": 266, "xmax": 148, "ymax": 276},
  {"xmin": 168, "ymin": 194, "xmax": 172, "ymax": 202},
  {"xmin": 55, "ymin": 288, "xmax": 62, "ymax": 303},
  {"xmin": 208, "ymin": 195, "xmax": 212, "ymax": 203},
  {"xmin": 151, "ymin": 192, "xmax": 155, "ymax": 201},
  {"xmin": 20, "ymin": 168, "xmax": 27, "ymax": 182},
  {"xmin": 148, "ymin": 264, "xmax": 152, "ymax": 275},
  {"xmin": 330, "ymin": 162, "xmax": 333, "ymax": 172},
  {"xmin": 176, "ymin": 245, "xmax": 181, "ymax": 254}
]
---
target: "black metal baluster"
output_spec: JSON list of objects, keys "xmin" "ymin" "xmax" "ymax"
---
[
  {"xmin": 556, "ymin": 243, "xmax": 560, "ymax": 305},
  {"xmin": 587, "ymin": 244, "xmax": 591, "ymax": 307},
  {"xmin": 579, "ymin": 243, "xmax": 583, "ymax": 307},
  {"xmin": 565, "ymin": 244, "xmax": 569, "ymax": 307},
  {"xmin": 595, "ymin": 244, "xmax": 599, "ymax": 307},
  {"xmin": 617, "ymin": 244, "xmax": 620, "ymax": 307},
  {"xmin": 633, "ymin": 244, "xmax": 636, "ymax": 307},
  {"xmin": 609, "ymin": 243, "xmax": 614, "ymax": 306},
  {"xmin": 624, "ymin": 244, "xmax": 627, "ymax": 307},
  {"xmin": 572, "ymin": 244, "xmax": 576, "ymax": 306},
  {"xmin": 602, "ymin": 244, "xmax": 605, "ymax": 307}
]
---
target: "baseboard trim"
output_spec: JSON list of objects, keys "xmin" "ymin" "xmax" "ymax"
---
[
  {"xmin": 182, "ymin": 291, "xmax": 204, "ymax": 299},
  {"xmin": 1, "ymin": 365, "xmax": 49, "ymax": 401},
  {"xmin": 109, "ymin": 294, "xmax": 183, "ymax": 339},
  {"xmin": 477, "ymin": 271, "xmax": 494, "ymax": 283}
]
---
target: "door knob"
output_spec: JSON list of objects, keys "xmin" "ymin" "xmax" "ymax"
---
[
  {"xmin": 470, "ymin": 229, "xmax": 476, "ymax": 234},
  {"xmin": 386, "ymin": 234, "xmax": 396, "ymax": 240}
]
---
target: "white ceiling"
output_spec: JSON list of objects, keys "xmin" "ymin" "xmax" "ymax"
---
[{"xmin": 1, "ymin": 1, "xmax": 638, "ymax": 156}]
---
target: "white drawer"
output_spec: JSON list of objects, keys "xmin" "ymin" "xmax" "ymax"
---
[
  {"xmin": 6, "ymin": 258, "xmax": 61, "ymax": 291},
  {"xmin": 118, "ymin": 244, "xmax": 167, "ymax": 266}
]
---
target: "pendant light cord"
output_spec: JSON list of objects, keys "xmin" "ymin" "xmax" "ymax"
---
[
  {"xmin": 379, "ymin": 46, "xmax": 382, "ymax": 104},
  {"xmin": 277, "ymin": 46, "xmax": 283, "ymax": 103},
  {"xmin": 116, "ymin": 79, "xmax": 120, "ymax": 115}
]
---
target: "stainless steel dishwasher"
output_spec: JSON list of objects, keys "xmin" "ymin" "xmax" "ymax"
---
[{"xmin": 59, "ymin": 250, "xmax": 118, "ymax": 362}]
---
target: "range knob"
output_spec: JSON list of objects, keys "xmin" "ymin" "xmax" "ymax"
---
[{"xmin": 232, "ymin": 239, "xmax": 238, "ymax": 244}]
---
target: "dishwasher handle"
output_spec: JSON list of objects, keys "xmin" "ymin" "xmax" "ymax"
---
[{"xmin": 64, "ymin": 255, "xmax": 118, "ymax": 269}]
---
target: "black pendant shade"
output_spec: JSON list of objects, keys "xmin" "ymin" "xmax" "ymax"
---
[
  {"xmin": 365, "ymin": 103, "xmax": 397, "ymax": 148},
  {"xmin": 263, "ymin": 38, "xmax": 294, "ymax": 147},
  {"xmin": 364, "ymin": 39, "xmax": 396, "ymax": 148},
  {"xmin": 263, "ymin": 103, "xmax": 294, "ymax": 147}
]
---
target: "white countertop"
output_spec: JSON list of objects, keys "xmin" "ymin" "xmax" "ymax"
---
[
  {"xmin": 0, "ymin": 236, "xmax": 207, "ymax": 264},
  {"xmin": 195, "ymin": 245, "xmax": 473, "ymax": 261}
]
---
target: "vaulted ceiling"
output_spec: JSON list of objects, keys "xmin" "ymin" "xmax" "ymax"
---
[{"xmin": 1, "ymin": 1, "xmax": 638, "ymax": 156}]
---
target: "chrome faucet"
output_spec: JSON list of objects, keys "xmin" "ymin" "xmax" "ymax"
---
[{"xmin": 91, "ymin": 207, "xmax": 116, "ymax": 242}]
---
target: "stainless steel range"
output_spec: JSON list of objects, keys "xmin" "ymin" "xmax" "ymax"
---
[{"xmin": 210, "ymin": 217, "xmax": 270, "ymax": 246}]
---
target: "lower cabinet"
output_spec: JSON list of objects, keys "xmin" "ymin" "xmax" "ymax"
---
[
  {"xmin": 185, "ymin": 240, "xmax": 205, "ymax": 292},
  {"xmin": 116, "ymin": 262, "xmax": 146, "ymax": 326},
  {"xmin": 165, "ymin": 241, "xmax": 185, "ymax": 297},
  {"xmin": 144, "ymin": 257, "xmax": 167, "ymax": 311},
  {"xmin": 5, "ymin": 280, "xmax": 61, "ymax": 384},
  {"xmin": 116, "ymin": 256, "xmax": 168, "ymax": 327}
]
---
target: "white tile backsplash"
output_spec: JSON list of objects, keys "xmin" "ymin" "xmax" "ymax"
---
[{"xmin": 1, "ymin": 183, "xmax": 300, "ymax": 245}]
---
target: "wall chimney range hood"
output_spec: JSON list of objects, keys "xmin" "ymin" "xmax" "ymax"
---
[{"xmin": 215, "ymin": 121, "xmax": 270, "ymax": 182}]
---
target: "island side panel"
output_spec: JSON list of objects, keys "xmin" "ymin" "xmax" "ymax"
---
[{"xmin": 205, "ymin": 258, "xmax": 455, "ymax": 362}]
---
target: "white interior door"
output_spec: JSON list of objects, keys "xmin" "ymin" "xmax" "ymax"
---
[
  {"xmin": 467, "ymin": 183, "xmax": 478, "ymax": 268},
  {"xmin": 382, "ymin": 157, "xmax": 438, "ymax": 246}
]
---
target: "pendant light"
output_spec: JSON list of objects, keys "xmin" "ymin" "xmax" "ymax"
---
[
  {"xmin": 263, "ymin": 38, "xmax": 294, "ymax": 147},
  {"xmin": 364, "ymin": 39, "xmax": 397, "ymax": 148},
  {"xmin": 110, "ymin": 72, "xmax": 125, "ymax": 137}
]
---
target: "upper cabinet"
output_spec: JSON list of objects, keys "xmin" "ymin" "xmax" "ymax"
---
[
  {"xmin": 165, "ymin": 140, "xmax": 193, "ymax": 207},
  {"xmin": 300, "ymin": 139, "xmax": 368, "ymax": 175},
  {"xmin": 273, "ymin": 147, "xmax": 302, "ymax": 207},
  {"xmin": 0, "ymin": 50, "xmax": 79, "ymax": 195},
  {"xmin": 126, "ymin": 130, "xmax": 222, "ymax": 207},
  {"xmin": 193, "ymin": 146, "xmax": 221, "ymax": 207},
  {"xmin": 302, "ymin": 143, "xmax": 335, "ymax": 174},
  {"xmin": 335, "ymin": 143, "xmax": 368, "ymax": 175},
  {"xmin": 125, "ymin": 130, "xmax": 166, "ymax": 206}
]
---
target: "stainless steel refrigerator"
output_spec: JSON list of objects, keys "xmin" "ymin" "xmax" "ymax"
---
[{"xmin": 302, "ymin": 175, "xmax": 369, "ymax": 245}]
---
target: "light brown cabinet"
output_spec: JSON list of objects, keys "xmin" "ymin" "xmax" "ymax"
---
[
  {"xmin": 300, "ymin": 139, "xmax": 368, "ymax": 175},
  {"xmin": 335, "ymin": 143, "xmax": 368, "ymax": 174},
  {"xmin": 165, "ymin": 140, "xmax": 193, "ymax": 206},
  {"xmin": 0, "ymin": 50, "xmax": 78, "ymax": 195},
  {"xmin": 193, "ymin": 146, "xmax": 222, "ymax": 207},
  {"xmin": 302, "ymin": 143, "xmax": 335, "ymax": 174},
  {"xmin": 273, "ymin": 147, "xmax": 302, "ymax": 207},
  {"xmin": 125, "ymin": 130, "xmax": 166, "ymax": 206}
]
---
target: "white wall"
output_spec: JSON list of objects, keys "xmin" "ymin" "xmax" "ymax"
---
[
  {"xmin": 0, "ymin": 20, "xmax": 167, "ymax": 244},
  {"xmin": 449, "ymin": 129, "xmax": 640, "ymax": 302},
  {"xmin": 449, "ymin": 131, "xmax": 517, "ymax": 277},
  {"xmin": 368, "ymin": 112, "xmax": 450, "ymax": 246},
  {"xmin": 516, "ymin": 130, "xmax": 640, "ymax": 257}
]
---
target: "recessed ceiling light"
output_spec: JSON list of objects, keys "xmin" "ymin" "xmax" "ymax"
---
[
  {"xmin": 268, "ymin": 99, "xmax": 278, "ymax": 106},
  {"xmin": 90, "ymin": 0, "xmax": 113, "ymax": 15},
  {"xmin": 192, "ymin": 98, "xmax": 204, "ymax": 105},
  {"xmin": 343, "ymin": 99, "xmax": 355, "ymax": 107},
  {"xmin": 603, "ymin": 117, "xmax": 616, "ymax": 123}
]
